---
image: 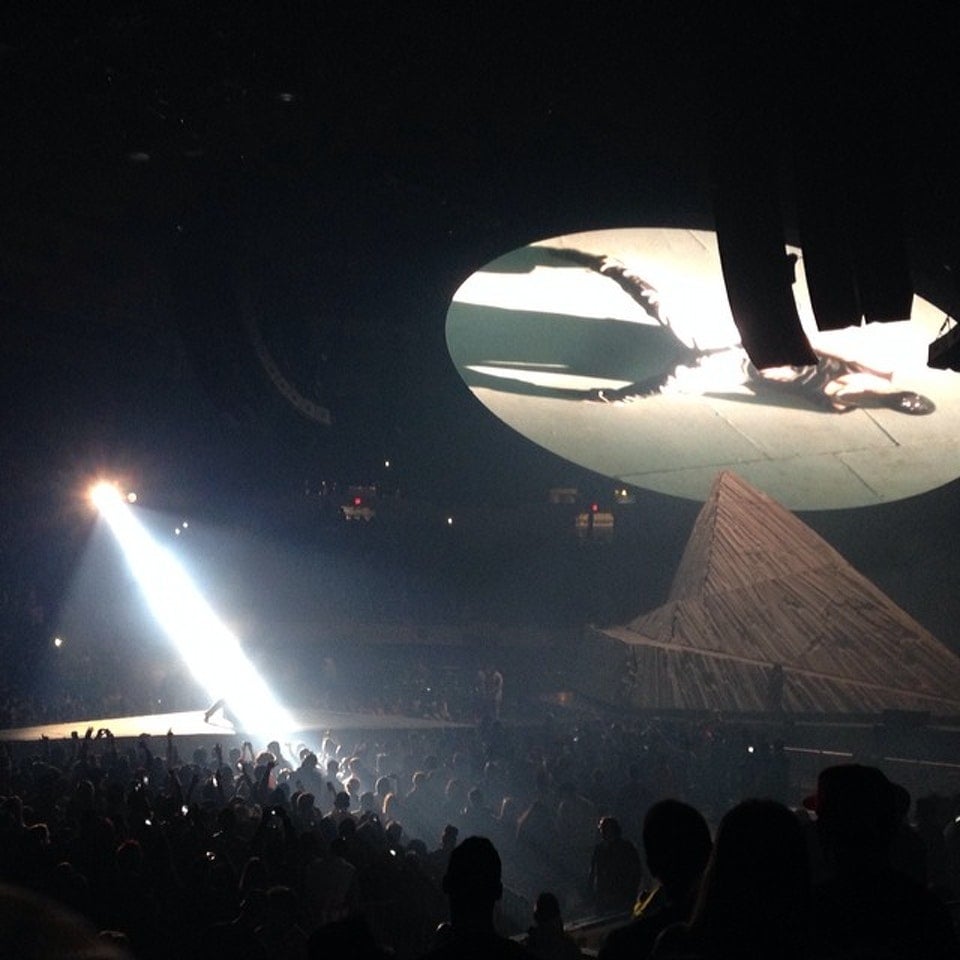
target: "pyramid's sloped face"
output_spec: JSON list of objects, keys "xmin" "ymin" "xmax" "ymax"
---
[
  {"xmin": 669, "ymin": 471, "xmax": 850, "ymax": 603},
  {"xmin": 611, "ymin": 471, "xmax": 960, "ymax": 715}
]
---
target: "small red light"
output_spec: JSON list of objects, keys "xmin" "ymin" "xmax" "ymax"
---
[
  {"xmin": 591, "ymin": 502, "xmax": 599, "ymax": 512},
  {"xmin": 353, "ymin": 497, "xmax": 362, "ymax": 506}
]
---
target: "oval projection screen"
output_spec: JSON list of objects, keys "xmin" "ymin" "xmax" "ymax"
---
[{"xmin": 446, "ymin": 228, "xmax": 960, "ymax": 510}]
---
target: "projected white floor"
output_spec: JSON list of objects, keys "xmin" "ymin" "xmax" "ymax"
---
[{"xmin": 447, "ymin": 228, "xmax": 960, "ymax": 510}]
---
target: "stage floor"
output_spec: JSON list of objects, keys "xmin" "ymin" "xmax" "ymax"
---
[{"xmin": 0, "ymin": 707, "xmax": 467, "ymax": 744}]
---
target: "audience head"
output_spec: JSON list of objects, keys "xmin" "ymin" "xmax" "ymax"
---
[
  {"xmin": 264, "ymin": 884, "xmax": 300, "ymax": 930},
  {"xmin": 533, "ymin": 890, "xmax": 563, "ymax": 926},
  {"xmin": 804, "ymin": 763, "xmax": 907, "ymax": 857},
  {"xmin": 443, "ymin": 836, "xmax": 503, "ymax": 907},
  {"xmin": 642, "ymin": 799, "xmax": 712, "ymax": 894},
  {"xmin": 599, "ymin": 815, "xmax": 622, "ymax": 841},
  {"xmin": 440, "ymin": 823, "xmax": 459, "ymax": 849},
  {"xmin": 691, "ymin": 799, "xmax": 810, "ymax": 957}
]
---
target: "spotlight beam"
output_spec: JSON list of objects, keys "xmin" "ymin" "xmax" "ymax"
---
[{"xmin": 94, "ymin": 490, "xmax": 295, "ymax": 739}]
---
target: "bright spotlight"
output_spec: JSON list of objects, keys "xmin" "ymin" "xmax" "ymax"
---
[
  {"xmin": 127, "ymin": 491, "xmax": 138, "ymax": 503},
  {"xmin": 90, "ymin": 482, "xmax": 123, "ymax": 512},
  {"xmin": 53, "ymin": 636, "xmax": 63, "ymax": 648},
  {"xmin": 95, "ymin": 496, "xmax": 295, "ymax": 739}
]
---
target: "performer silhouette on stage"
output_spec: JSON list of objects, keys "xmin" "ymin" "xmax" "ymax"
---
[{"xmin": 203, "ymin": 698, "xmax": 240, "ymax": 729}]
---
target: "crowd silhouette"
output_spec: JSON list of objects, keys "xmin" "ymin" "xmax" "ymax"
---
[{"xmin": 1, "ymin": 709, "xmax": 959, "ymax": 958}]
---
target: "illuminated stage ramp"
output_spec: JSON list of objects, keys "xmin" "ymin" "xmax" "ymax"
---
[
  {"xmin": 447, "ymin": 228, "xmax": 960, "ymax": 510},
  {"xmin": 0, "ymin": 708, "xmax": 467, "ymax": 744}
]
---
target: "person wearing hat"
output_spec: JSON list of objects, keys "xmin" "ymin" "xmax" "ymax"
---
[{"xmin": 807, "ymin": 764, "xmax": 958, "ymax": 959}]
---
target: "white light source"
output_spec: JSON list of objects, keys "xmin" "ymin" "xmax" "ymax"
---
[{"xmin": 91, "ymin": 482, "xmax": 123, "ymax": 512}]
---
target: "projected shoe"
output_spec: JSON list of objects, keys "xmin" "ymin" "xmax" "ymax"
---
[
  {"xmin": 832, "ymin": 390, "xmax": 936, "ymax": 415},
  {"xmin": 890, "ymin": 391, "xmax": 936, "ymax": 415}
]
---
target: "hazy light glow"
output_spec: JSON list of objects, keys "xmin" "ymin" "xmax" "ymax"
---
[
  {"xmin": 91, "ymin": 481, "xmax": 123, "ymax": 512},
  {"xmin": 94, "ymin": 493, "xmax": 295, "ymax": 739}
]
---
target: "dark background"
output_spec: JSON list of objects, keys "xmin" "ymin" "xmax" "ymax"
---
[{"xmin": 3, "ymin": 2, "xmax": 960, "ymax": 667}]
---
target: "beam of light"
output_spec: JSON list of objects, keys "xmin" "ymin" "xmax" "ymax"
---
[{"xmin": 92, "ymin": 484, "xmax": 296, "ymax": 741}]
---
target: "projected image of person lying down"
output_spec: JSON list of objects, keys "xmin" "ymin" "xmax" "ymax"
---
[
  {"xmin": 549, "ymin": 248, "xmax": 935, "ymax": 416},
  {"xmin": 446, "ymin": 228, "xmax": 960, "ymax": 510}
]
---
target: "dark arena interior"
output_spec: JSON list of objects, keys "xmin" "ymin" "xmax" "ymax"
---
[{"xmin": 3, "ymin": 4, "xmax": 960, "ymax": 958}]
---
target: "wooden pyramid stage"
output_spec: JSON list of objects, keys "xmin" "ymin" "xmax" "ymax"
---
[{"xmin": 585, "ymin": 472, "xmax": 960, "ymax": 716}]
